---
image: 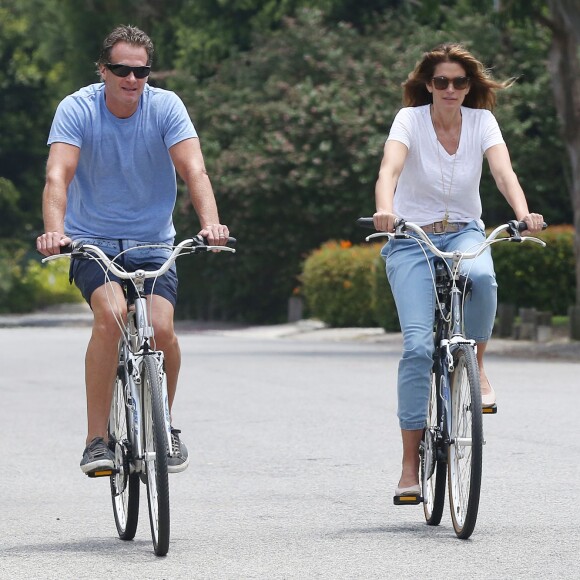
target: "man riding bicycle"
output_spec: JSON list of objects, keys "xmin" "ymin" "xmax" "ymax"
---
[{"xmin": 36, "ymin": 25, "xmax": 229, "ymax": 476}]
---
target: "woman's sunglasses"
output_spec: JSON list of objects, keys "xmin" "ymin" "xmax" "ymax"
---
[
  {"xmin": 431, "ymin": 76, "xmax": 470, "ymax": 90},
  {"xmin": 106, "ymin": 63, "xmax": 151, "ymax": 79}
]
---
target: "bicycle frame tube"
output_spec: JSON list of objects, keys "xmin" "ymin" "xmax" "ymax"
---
[
  {"xmin": 134, "ymin": 296, "xmax": 154, "ymax": 347},
  {"xmin": 121, "ymin": 341, "xmax": 144, "ymax": 467}
]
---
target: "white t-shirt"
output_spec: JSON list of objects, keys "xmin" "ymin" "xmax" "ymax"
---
[{"xmin": 387, "ymin": 104, "xmax": 504, "ymax": 226}]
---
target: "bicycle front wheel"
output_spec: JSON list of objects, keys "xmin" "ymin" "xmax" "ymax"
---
[
  {"xmin": 448, "ymin": 344, "xmax": 483, "ymax": 539},
  {"xmin": 109, "ymin": 362, "xmax": 140, "ymax": 540},
  {"xmin": 422, "ymin": 369, "xmax": 446, "ymax": 525},
  {"xmin": 142, "ymin": 355, "xmax": 170, "ymax": 556}
]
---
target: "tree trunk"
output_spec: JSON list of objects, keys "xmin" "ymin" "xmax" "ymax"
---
[{"xmin": 547, "ymin": 0, "xmax": 580, "ymax": 305}]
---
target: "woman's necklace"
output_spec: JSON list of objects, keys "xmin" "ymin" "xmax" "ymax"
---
[{"xmin": 431, "ymin": 108, "xmax": 461, "ymax": 228}]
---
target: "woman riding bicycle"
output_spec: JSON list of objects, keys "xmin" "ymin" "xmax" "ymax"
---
[{"xmin": 371, "ymin": 43, "xmax": 544, "ymax": 499}]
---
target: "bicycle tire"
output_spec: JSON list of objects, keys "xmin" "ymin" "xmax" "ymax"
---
[
  {"xmin": 109, "ymin": 362, "xmax": 140, "ymax": 540},
  {"xmin": 422, "ymin": 369, "xmax": 446, "ymax": 525},
  {"xmin": 142, "ymin": 355, "xmax": 170, "ymax": 556},
  {"xmin": 447, "ymin": 344, "xmax": 483, "ymax": 539}
]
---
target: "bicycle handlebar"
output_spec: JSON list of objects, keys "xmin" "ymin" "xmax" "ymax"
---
[
  {"xmin": 356, "ymin": 217, "xmax": 546, "ymax": 233},
  {"xmin": 355, "ymin": 218, "xmax": 547, "ymax": 260},
  {"xmin": 43, "ymin": 235, "xmax": 236, "ymax": 280}
]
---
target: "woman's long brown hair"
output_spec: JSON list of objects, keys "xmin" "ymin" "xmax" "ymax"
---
[{"xmin": 403, "ymin": 43, "xmax": 514, "ymax": 110}]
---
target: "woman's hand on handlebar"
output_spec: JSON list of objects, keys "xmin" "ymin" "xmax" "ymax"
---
[
  {"xmin": 373, "ymin": 211, "xmax": 398, "ymax": 233},
  {"xmin": 36, "ymin": 232, "xmax": 72, "ymax": 257},
  {"xmin": 519, "ymin": 212, "xmax": 545, "ymax": 234}
]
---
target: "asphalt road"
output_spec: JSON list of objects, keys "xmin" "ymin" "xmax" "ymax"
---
[{"xmin": 0, "ymin": 326, "xmax": 578, "ymax": 579}]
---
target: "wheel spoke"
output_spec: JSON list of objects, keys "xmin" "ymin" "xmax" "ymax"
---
[
  {"xmin": 448, "ymin": 345, "xmax": 483, "ymax": 539},
  {"xmin": 422, "ymin": 369, "xmax": 446, "ymax": 526},
  {"xmin": 109, "ymin": 361, "xmax": 139, "ymax": 540},
  {"xmin": 142, "ymin": 355, "xmax": 170, "ymax": 556}
]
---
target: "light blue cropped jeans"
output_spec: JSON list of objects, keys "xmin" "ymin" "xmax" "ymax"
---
[{"xmin": 381, "ymin": 220, "xmax": 497, "ymax": 430}]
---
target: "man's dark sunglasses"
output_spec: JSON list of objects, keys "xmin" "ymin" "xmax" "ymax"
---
[
  {"xmin": 432, "ymin": 76, "xmax": 470, "ymax": 90},
  {"xmin": 106, "ymin": 63, "xmax": 151, "ymax": 79}
]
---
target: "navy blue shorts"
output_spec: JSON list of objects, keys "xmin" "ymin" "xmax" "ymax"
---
[{"xmin": 69, "ymin": 238, "xmax": 178, "ymax": 308}]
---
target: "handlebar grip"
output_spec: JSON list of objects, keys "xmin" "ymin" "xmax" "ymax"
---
[
  {"xmin": 356, "ymin": 217, "xmax": 404, "ymax": 231},
  {"xmin": 194, "ymin": 234, "xmax": 237, "ymax": 247},
  {"xmin": 59, "ymin": 244, "xmax": 73, "ymax": 254},
  {"xmin": 517, "ymin": 220, "xmax": 548, "ymax": 232},
  {"xmin": 356, "ymin": 217, "xmax": 375, "ymax": 229}
]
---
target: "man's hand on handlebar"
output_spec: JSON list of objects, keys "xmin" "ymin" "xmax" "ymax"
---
[
  {"xmin": 199, "ymin": 223, "xmax": 230, "ymax": 246},
  {"xmin": 373, "ymin": 211, "xmax": 398, "ymax": 232},
  {"xmin": 36, "ymin": 232, "xmax": 72, "ymax": 257}
]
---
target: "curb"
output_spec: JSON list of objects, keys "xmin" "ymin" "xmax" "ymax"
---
[{"xmin": 1, "ymin": 310, "xmax": 578, "ymax": 362}]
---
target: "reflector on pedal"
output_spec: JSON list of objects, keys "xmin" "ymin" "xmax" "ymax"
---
[
  {"xmin": 482, "ymin": 405, "xmax": 497, "ymax": 414},
  {"xmin": 393, "ymin": 495, "xmax": 423, "ymax": 505},
  {"xmin": 88, "ymin": 469, "xmax": 115, "ymax": 478}
]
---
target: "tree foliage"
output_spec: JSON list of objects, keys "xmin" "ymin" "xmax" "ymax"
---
[
  {"xmin": 173, "ymin": 10, "xmax": 444, "ymax": 321},
  {"xmin": 0, "ymin": 0, "xmax": 575, "ymax": 318},
  {"xmin": 172, "ymin": 8, "xmax": 570, "ymax": 322},
  {"xmin": 0, "ymin": 0, "xmax": 60, "ymax": 235}
]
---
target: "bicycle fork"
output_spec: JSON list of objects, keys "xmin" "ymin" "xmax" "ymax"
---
[
  {"xmin": 132, "ymin": 295, "xmax": 173, "ymax": 461},
  {"xmin": 124, "ymin": 350, "xmax": 173, "ymax": 471}
]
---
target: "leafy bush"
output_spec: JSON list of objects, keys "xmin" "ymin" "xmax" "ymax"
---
[
  {"xmin": 493, "ymin": 225, "xmax": 575, "ymax": 315},
  {"xmin": 0, "ymin": 245, "xmax": 82, "ymax": 313},
  {"xmin": 301, "ymin": 225, "xmax": 574, "ymax": 330},
  {"xmin": 172, "ymin": 10, "xmax": 460, "ymax": 323},
  {"xmin": 301, "ymin": 240, "xmax": 399, "ymax": 329},
  {"xmin": 170, "ymin": 8, "xmax": 570, "ymax": 323}
]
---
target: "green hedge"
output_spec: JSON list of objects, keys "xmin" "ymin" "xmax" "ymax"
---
[
  {"xmin": 492, "ymin": 225, "xmax": 575, "ymax": 315},
  {"xmin": 301, "ymin": 227, "xmax": 575, "ymax": 329},
  {"xmin": 301, "ymin": 240, "xmax": 399, "ymax": 330},
  {"xmin": 0, "ymin": 244, "xmax": 83, "ymax": 313}
]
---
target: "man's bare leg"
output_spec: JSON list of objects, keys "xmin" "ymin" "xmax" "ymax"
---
[
  {"xmin": 85, "ymin": 282, "xmax": 126, "ymax": 444},
  {"xmin": 147, "ymin": 295, "xmax": 180, "ymax": 412}
]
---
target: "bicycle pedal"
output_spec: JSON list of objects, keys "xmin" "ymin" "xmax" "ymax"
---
[
  {"xmin": 393, "ymin": 495, "xmax": 423, "ymax": 506},
  {"xmin": 482, "ymin": 404, "xmax": 497, "ymax": 415},
  {"xmin": 87, "ymin": 468, "xmax": 118, "ymax": 478}
]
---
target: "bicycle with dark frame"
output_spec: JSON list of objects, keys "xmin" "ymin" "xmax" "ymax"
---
[
  {"xmin": 43, "ymin": 235, "xmax": 235, "ymax": 556},
  {"xmin": 357, "ymin": 217, "xmax": 545, "ymax": 539}
]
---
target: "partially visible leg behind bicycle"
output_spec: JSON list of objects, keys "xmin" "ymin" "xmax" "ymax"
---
[
  {"xmin": 147, "ymin": 294, "xmax": 189, "ymax": 473},
  {"xmin": 449, "ymin": 225, "xmax": 497, "ymax": 409}
]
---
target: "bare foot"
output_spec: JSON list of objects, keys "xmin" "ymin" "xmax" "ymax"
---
[
  {"xmin": 480, "ymin": 369, "xmax": 496, "ymax": 406},
  {"xmin": 398, "ymin": 468, "xmax": 419, "ymax": 488},
  {"xmin": 480, "ymin": 369, "xmax": 492, "ymax": 395}
]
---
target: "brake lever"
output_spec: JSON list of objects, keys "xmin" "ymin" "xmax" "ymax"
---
[{"xmin": 393, "ymin": 218, "xmax": 408, "ymax": 239}]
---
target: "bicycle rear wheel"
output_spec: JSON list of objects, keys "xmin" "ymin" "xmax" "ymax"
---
[
  {"xmin": 142, "ymin": 355, "xmax": 170, "ymax": 556},
  {"xmin": 448, "ymin": 344, "xmax": 483, "ymax": 539},
  {"xmin": 109, "ymin": 361, "xmax": 140, "ymax": 540},
  {"xmin": 422, "ymin": 369, "xmax": 446, "ymax": 525}
]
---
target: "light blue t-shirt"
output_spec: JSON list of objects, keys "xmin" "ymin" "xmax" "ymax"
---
[{"xmin": 48, "ymin": 83, "xmax": 198, "ymax": 242}]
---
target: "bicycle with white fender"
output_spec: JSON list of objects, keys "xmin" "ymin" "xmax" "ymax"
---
[
  {"xmin": 357, "ymin": 218, "xmax": 546, "ymax": 539},
  {"xmin": 43, "ymin": 235, "xmax": 235, "ymax": 556}
]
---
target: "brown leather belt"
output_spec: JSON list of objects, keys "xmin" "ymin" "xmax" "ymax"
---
[{"xmin": 421, "ymin": 221, "xmax": 468, "ymax": 235}]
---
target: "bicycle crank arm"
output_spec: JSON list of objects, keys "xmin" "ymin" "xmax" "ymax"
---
[{"xmin": 453, "ymin": 437, "xmax": 487, "ymax": 446}]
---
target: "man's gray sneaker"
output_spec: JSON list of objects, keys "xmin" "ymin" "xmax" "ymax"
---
[
  {"xmin": 80, "ymin": 437, "xmax": 115, "ymax": 475},
  {"xmin": 167, "ymin": 427, "xmax": 189, "ymax": 473}
]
